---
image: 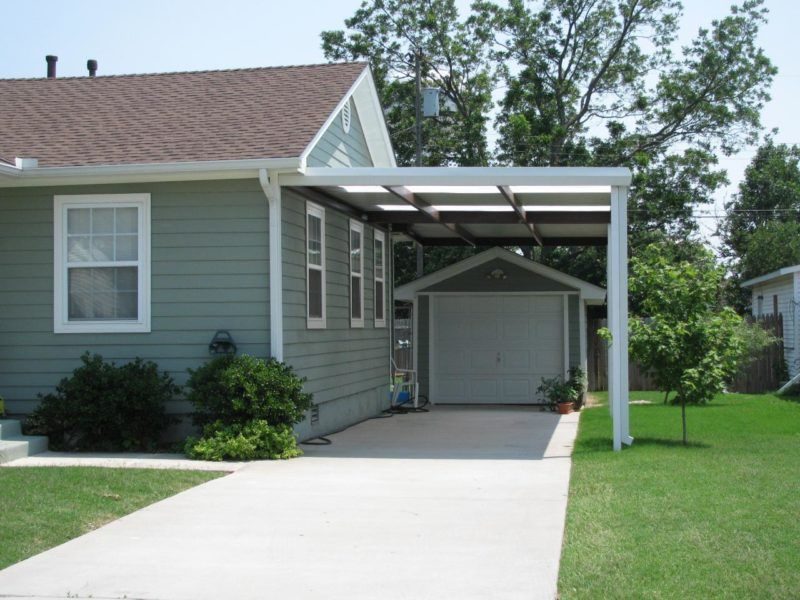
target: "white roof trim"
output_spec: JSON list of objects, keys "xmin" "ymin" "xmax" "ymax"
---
[
  {"xmin": 395, "ymin": 246, "xmax": 606, "ymax": 301},
  {"xmin": 280, "ymin": 166, "xmax": 631, "ymax": 187},
  {"xmin": 741, "ymin": 265, "xmax": 800, "ymax": 288},
  {"xmin": 299, "ymin": 66, "xmax": 396, "ymax": 169},
  {"xmin": 353, "ymin": 69, "xmax": 396, "ymax": 167},
  {"xmin": 0, "ymin": 157, "xmax": 303, "ymax": 188}
]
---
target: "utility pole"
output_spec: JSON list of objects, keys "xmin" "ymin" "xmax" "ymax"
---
[{"xmin": 414, "ymin": 49, "xmax": 424, "ymax": 278}]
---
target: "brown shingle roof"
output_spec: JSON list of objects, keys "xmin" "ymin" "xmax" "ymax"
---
[{"xmin": 0, "ymin": 62, "xmax": 368, "ymax": 168}]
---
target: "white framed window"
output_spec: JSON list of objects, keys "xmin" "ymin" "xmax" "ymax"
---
[
  {"xmin": 306, "ymin": 202, "xmax": 326, "ymax": 329},
  {"xmin": 374, "ymin": 229, "xmax": 386, "ymax": 327},
  {"xmin": 349, "ymin": 219, "xmax": 364, "ymax": 328},
  {"xmin": 53, "ymin": 194, "xmax": 151, "ymax": 333}
]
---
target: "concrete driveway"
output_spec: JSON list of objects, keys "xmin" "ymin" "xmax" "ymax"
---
[{"xmin": 0, "ymin": 406, "xmax": 578, "ymax": 600}]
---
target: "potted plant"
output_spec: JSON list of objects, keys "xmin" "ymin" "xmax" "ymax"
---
[
  {"xmin": 537, "ymin": 376, "xmax": 579, "ymax": 414},
  {"xmin": 567, "ymin": 366, "xmax": 588, "ymax": 411}
]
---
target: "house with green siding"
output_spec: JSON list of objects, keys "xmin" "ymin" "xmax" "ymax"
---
[
  {"xmin": 0, "ymin": 61, "xmax": 632, "ymax": 448},
  {"xmin": 0, "ymin": 62, "xmax": 396, "ymax": 440}
]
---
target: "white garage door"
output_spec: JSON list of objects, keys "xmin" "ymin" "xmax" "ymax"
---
[{"xmin": 431, "ymin": 295, "xmax": 565, "ymax": 404}]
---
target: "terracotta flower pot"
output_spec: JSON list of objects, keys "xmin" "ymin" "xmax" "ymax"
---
[{"xmin": 557, "ymin": 401, "xmax": 574, "ymax": 415}]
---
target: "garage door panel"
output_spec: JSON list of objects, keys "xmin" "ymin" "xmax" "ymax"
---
[
  {"xmin": 504, "ymin": 351, "xmax": 531, "ymax": 370},
  {"xmin": 433, "ymin": 294, "xmax": 565, "ymax": 404},
  {"xmin": 503, "ymin": 379, "xmax": 533, "ymax": 402},
  {"xmin": 536, "ymin": 349, "xmax": 563, "ymax": 372},
  {"xmin": 502, "ymin": 317, "xmax": 530, "ymax": 341},
  {"xmin": 470, "ymin": 349, "xmax": 498, "ymax": 371},
  {"xmin": 532, "ymin": 296, "xmax": 562, "ymax": 315},
  {"xmin": 469, "ymin": 296, "xmax": 500, "ymax": 313},
  {"xmin": 435, "ymin": 378, "xmax": 466, "ymax": 402},
  {"xmin": 439, "ymin": 350, "xmax": 468, "ymax": 373},
  {"xmin": 471, "ymin": 318, "xmax": 498, "ymax": 341},
  {"xmin": 536, "ymin": 320, "xmax": 563, "ymax": 344},
  {"xmin": 503, "ymin": 296, "xmax": 530, "ymax": 313},
  {"xmin": 470, "ymin": 379, "xmax": 499, "ymax": 401}
]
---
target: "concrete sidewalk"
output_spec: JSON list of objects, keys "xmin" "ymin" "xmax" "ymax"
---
[
  {"xmin": 2, "ymin": 451, "xmax": 245, "ymax": 471},
  {"xmin": 0, "ymin": 406, "xmax": 579, "ymax": 600}
]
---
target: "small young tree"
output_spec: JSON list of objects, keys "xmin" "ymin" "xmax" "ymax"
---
[{"xmin": 629, "ymin": 244, "xmax": 746, "ymax": 444}]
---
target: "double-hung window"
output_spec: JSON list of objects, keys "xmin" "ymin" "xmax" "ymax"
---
[
  {"xmin": 306, "ymin": 202, "xmax": 326, "ymax": 328},
  {"xmin": 349, "ymin": 219, "xmax": 364, "ymax": 327},
  {"xmin": 374, "ymin": 229, "xmax": 386, "ymax": 327},
  {"xmin": 54, "ymin": 194, "xmax": 150, "ymax": 333}
]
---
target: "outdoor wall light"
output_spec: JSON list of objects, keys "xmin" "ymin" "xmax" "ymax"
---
[
  {"xmin": 486, "ymin": 268, "xmax": 508, "ymax": 281},
  {"xmin": 209, "ymin": 330, "xmax": 237, "ymax": 355}
]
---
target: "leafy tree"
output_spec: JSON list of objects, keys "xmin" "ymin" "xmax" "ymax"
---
[
  {"xmin": 740, "ymin": 221, "xmax": 800, "ymax": 282},
  {"xmin": 321, "ymin": 0, "xmax": 494, "ymax": 167},
  {"xmin": 722, "ymin": 140, "xmax": 800, "ymax": 277},
  {"xmin": 629, "ymin": 244, "xmax": 747, "ymax": 444},
  {"xmin": 324, "ymin": 0, "xmax": 775, "ymax": 283}
]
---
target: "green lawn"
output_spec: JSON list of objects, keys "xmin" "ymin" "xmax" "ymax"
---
[
  {"xmin": 559, "ymin": 392, "xmax": 800, "ymax": 600},
  {"xmin": 0, "ymin": 467, "xmax": 222, "ymax": 570}
]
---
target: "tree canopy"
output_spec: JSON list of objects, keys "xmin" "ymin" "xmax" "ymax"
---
[
  {"xmin": 322, "ymin": 0, "xmax": 776, "ymax": 285},
  {"xmin": 722, "ymin": 140, "xmax": 800, "ymax": 283}
]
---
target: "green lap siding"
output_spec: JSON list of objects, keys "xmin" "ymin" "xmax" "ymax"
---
[
  {"xmin": 568, "ymin": 294, "xmax": 580, "ymax": 369},
  {"xmin": 281, "ymin": 189, "xmax": 390, "ymax": 440},
  {"xmin": 0, "ymin": 180, "xmax": 270, "ymax": 416},
  {"xmin": 307, "ymin": 101, "xmax": 374, "ymax": 168}
]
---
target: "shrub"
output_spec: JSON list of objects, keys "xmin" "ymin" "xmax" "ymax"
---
[
  {"xmin": 184, "ymin": 420, "xmax": 302, "ymax": 461},
  {"xmin": 183, "ymin": 355, "xmax": 312, "ymax": 461},
  {"xmin": 186, "ymin": 355, "xmax": 312, "ymax": 428},
  {"xmin": 26, "ymin": 353, "xmax": 178, "ymax": 451}
]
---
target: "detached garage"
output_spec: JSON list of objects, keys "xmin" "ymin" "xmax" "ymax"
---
[{"xmin": 395, "ymin": 247, "xmax": 605, "ymax": 405}]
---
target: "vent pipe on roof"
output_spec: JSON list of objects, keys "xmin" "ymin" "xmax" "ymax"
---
[
  {"xmin": 46, "ymin": 55, "xmax": 58, "ymax": 78},
  {"xmin": 87, "ymin": 59, "xmax": 98, "ymax": 77}
]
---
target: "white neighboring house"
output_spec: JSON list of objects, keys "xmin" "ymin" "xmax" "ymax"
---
[{"xmin": 742, "ymin": 265, "xmax": 800, "ymax": 379}]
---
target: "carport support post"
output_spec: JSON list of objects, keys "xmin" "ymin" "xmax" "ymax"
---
[{"xmin": 608, "ymin": 186, "xmax": 632, "ymax": 451}]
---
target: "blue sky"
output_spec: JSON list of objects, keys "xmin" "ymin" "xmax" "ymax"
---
[{"xmin": 2, "ymin": 0, "xmax": 798, "ymax": 244}]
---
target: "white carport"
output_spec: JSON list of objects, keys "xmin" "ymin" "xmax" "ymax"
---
[{"xmin": 280, "ymin": 166, "xmax": 633, "ymax": 450}]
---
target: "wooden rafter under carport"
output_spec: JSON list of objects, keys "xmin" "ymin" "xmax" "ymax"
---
[
  {"xmin": 383, "ymin": 185, "xmax": 476, "ymax": 246},
  {"xmin": 498, "ymin": 185, "xmax": 543, "ymax": 246}
]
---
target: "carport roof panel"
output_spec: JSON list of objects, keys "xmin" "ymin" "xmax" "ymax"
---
[{"xmin": 282, "ymin": 167, "xmax": 630, "ymax": 246}]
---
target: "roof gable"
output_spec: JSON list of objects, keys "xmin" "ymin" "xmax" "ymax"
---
[
  {"xmin": 395, "ymin": 247, "xmax": 606, "ymax": 301},
  {"xmin": 0, "ymin": 63, "xmax": 369, "ymax": 168}
]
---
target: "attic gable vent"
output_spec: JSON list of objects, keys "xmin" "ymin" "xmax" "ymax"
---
[{"xmin": 342, "ymin": 98, "xmax": 352, "ymax": 134}]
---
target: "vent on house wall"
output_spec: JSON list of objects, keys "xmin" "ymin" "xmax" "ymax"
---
[
  {"xmin": 310, "ymin": 405, "xmax": 320, "ymax": 425},
  {"xmin": 342, "ymin": 98, "xmax": 352, "ymax": 134}
]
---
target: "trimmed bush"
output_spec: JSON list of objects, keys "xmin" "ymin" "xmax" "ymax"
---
[
  {"xmin": 186, "ymin": 355, "xmax": 312, "ymax": 428},
  {"xmin": 26, "ymin": 353, "xmax": 178, "ymax": 451},
  {"xmin": 184, "ymin": 355, "xmax": 312, "ymax": 461},
  {"xmin": 184, "ymin": 420, "xmax": 302, "ymax": 461}
]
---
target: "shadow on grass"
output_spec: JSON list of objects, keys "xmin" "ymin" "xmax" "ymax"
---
[{"xmin": 575, "ymin": 436, "xmax": 710, "ymax": 454}]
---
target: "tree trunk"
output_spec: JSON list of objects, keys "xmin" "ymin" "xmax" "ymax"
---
[
  {"xmin": 664, "ymin": 390, "xmax": 671, "ymax": 405},
  {"xmin": 681, "ymin": 395, "xmax": 687, "ymax": 446}
]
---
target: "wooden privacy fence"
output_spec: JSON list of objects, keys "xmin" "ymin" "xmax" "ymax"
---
[
  {"xmin": 587, "ymin": 315, "xmax": 786, "ymax": 393},
  {"xmin": 728, "ymin": 314, "xmax": 785, "ymax": 393},
  {"xmin": 587, "ymin": 318, "xmax": 658, "ymax": 391}
]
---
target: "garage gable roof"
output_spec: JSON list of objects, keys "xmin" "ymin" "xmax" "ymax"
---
[{"xmin": 395, "ymin": 247, "xmax": 606, "ymax": 301}]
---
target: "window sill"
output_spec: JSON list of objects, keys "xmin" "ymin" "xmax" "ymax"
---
[
  {"xmin": 54, "ymin": 321, "xmax": 151, "ymax": 334},
  {"xmin": 307, "ymin": 318, "xmax": 327, "ymax": 330}
]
